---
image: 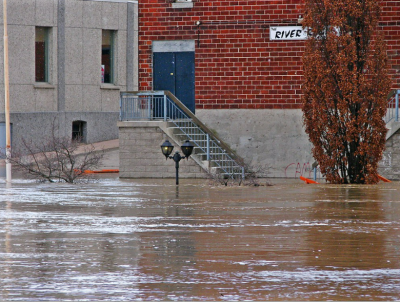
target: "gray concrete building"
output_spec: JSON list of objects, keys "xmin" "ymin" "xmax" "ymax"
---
[{"xmin": 0, "ymin": 0, "xmax": 138, "ymax": 154}]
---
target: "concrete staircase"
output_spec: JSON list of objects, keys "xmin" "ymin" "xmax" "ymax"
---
[
  {"xmin": 165, "ymin": 119, "xmax": 244, "ymax": 179},
  {"xmin": 118, "ymin": 91, "xmax": 245, "ymax": 180},
  {"xmin": 379, "ymin": 89, "xmax": 400, "ymax": 179}
]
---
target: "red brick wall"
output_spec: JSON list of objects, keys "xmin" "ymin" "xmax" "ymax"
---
[
  {"xmin": 380, "ymin": 1, "xmax": 400, "ymax": 90},
  {"xmin": 139, "ymin": 0, "xmax": 400, "ymax": 110}
]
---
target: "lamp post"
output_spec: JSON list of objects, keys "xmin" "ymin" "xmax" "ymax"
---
[
  {"xmin": 3, "ymin": 0, "xmax": 11, "ymax": 183},
  {"xmin": 161, "ymin": 140, "xmax": 194, "ymax": 185}
]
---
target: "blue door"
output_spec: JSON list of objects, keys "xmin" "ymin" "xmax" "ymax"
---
[{"xmin": 153, "ymin": 51, "xmax": 195, "ymax": 114}]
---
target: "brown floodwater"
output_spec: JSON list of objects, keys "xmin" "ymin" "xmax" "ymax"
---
[{"xmin": 1, "ymin": 177, "xmax": 400, "ymax": 301}]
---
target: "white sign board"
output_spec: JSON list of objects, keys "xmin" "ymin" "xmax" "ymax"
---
[{"xmin": 270, "ymin": 26, "xmax": 307, "ymax": 40}]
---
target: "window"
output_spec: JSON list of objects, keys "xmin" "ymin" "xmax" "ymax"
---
[
  {"xmin": 102, "ymin": 30, "xmax": 115, "ymax": 84},
  {"xmin": 35, "ymin": 27, "xmax": 50, "ymax": 82},
  {"xmin": 72, "ymin": 121, "xmax": 87, "ymax": 143}
]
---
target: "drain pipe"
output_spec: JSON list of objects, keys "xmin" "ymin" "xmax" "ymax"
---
[
  {"xmin": 311, "ymin": 161, "xmax": 318, "ymax": 181},
  {"xmin": 396, "ymin": 90, "xmax": 400, "ymax": 122},
  {"xmin": 206, "ymin": 134, "xmax": 210, "ymax": 161}
]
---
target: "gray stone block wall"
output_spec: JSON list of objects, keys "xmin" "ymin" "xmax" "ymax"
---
[
  {"xmin": 116, "ymin": 110, "xmax": 400, "ymax": 181},
  {"xmin": 119, "ymin": 124, "xmax": 206, "ymax": 179},
  {"xmin": 379, "ymin": 130, "xmax": 400, "ymax": 180},
  {"xmin": 196, "ymin": 109, "xmax": 315, "ymax": 178},
  {"xmin": 0, "ymin": 111, "xmax": 119, "ymax": 154},
  {"xmin": 0, "ymin": 0, "xmax": 139, "ymax": 153}
]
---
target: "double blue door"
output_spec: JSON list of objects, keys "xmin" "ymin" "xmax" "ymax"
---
[{"xmin": 153, "ymin": 51, "xmax": 195, "ymax": 114}]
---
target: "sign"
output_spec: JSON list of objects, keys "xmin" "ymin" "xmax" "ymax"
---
[
  {"xmin": 101, "ymin": 65, "xmax": 105, "ymax": 83},
  {"xmin": 270, "ymin": 26, "xmax": 307, "ymax": 40}
]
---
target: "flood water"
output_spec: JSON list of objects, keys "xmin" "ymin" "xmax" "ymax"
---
[{"xmin": 1, "ymin": 176, "xmax": 400, "ymax": 301}]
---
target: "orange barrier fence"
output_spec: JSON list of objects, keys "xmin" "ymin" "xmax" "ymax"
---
[
  {"xmin": 300, "ymin": 174, "xmax": 391, "ymax": 184},
  {"xmin": 74, "ymin": 169, "xmax": 119, "ymax": 174},
  {"xmin": 300, "ymin": 175, "xmax": 319, "ymax": 184},
  {"xmin": 84, "ymin": 169, "xmax": 119, "ymax": 174},
  {"xmin": 377, "ymin": 174, "xmax": 391, "ymax": 183}
]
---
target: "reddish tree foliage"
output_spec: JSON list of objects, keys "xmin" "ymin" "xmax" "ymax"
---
[{"xmin": 302, "ymin": 0, "xmax": 392, "ymax": 184}]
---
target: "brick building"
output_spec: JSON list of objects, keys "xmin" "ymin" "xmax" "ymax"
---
[{"xmin": 137, "ymin": 0, "xmax": 400, "ymax": 177}]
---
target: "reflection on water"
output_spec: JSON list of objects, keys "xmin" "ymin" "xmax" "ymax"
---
[{"xmin": 1, "ymin": 178, "xmax": 400, "ymax": 300}]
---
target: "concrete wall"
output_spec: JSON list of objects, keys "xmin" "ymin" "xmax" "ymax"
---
[
  {"xmin": 194, "ymin": 108, "xmax": 399, "ymax": 180},
  {"xmin": 0, "ymin": 0, "xmax": 58, "ymax": 113},
  {"xmin": 117, "ymin": 110, "xmax": 314, "ymax": 179},
  {"xmin": 0, "ymin": 0, "xmax": 138, "ymax": 152},
  {"xmin": 195, "ymin": 108, "xmax": 399, "ymax": 180},
  {"xmin": 63, "ymin": 0, "xmax": 129, "ymax": 113},
  {"xmin": 117, "ymin": 108, "xmax": 398, "ymax": 180},
  {"xmin": 0, "ymin": 112, "xmax": 119, "ymax": 154},
  {"xmin": 118, "ymin": 121, "xmax": 206, "ymax": 179},
  {"xmin": 379, "ymin": 130, "xmax": 400, "ymax": 180},
  {"xmin": 196, "ymin": 109, "xmax": 315, "ymax": 178}
]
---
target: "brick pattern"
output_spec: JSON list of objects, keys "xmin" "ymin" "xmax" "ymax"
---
[
  {"xmin": 380, "ymin": 1, "xmax": 400, "ymax": 89},
  {"xmin": 139, "ymin": 0, "xmax": 400, "ymax": 110}
]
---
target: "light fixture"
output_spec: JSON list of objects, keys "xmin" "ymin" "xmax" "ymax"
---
[{"xmin": 160, "ymin": 140, "xmax": 194, "ymax": 185}]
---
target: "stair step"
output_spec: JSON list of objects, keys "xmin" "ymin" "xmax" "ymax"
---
[
  {"xmin": 215, "ymin": 166, "xmax": 242, "ymax": 169},
  {"xmin": 196, "ymin": 153, "xmax": 226, "ymax": 156},
  {"xmin": 212, "ymin": 159, "xmax": 235, "ymax": 162},
  {"xmin": 175, "ymin": 134, "xmax": 207, "ymax": 137},
  {"xmin": 212, "ymin": 166, "xmax": 241, "ymax": 169},
  {"xmin": 120, "ymin": 92, "xmax": 245, "ymax": 179},
  {"xmin": 168, "ymin": 117, "xmax": 244, "ymax": 177},
  {"xmin": 215, "ymin": 172, "xmax": 244, "ymax": 175},
  {"xmin": 172, "ymin": 119, "xmax": 192, "ymax": 121},
  {"xmin": 189, "ymin": 140, "xmax": 211, "ymax": 142}
]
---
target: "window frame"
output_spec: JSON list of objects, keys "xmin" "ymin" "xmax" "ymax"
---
[
  {"xmin": 101, "ymin": 30, "xmax": 116, "ymax": 85},
  {"xmin": 72, "ymin": 120, "xmax": 87, "ymax": 143},
  {"xmin": 35, "ymin": 27, "xmax": 50, "ymax": 83}
]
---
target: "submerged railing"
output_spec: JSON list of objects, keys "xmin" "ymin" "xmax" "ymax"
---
[
  {"xmin": 385, "ymin": 89, "xmax": 400, "ymax": 124},
  {"xmin": 120, "ymin": 91, "xmax": 245, "ymax": 179}
]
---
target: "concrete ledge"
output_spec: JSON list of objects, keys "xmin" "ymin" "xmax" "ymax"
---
[
  {"xmin": 34, "ymin": 83, "xmax": 56, "ymax": 89},
  {"xmin": 118, "ymin": 120, "xmax": 168, "ymax": 128},
  {"xmin": 386, "ymin": 121, "xmax": 400, "ymax": 140},
  {"xmin": 100, "ymin": 84, "xmax": 121, "ymax": 90}
]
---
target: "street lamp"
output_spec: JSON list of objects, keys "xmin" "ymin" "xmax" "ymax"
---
[{"xmin": 161, "ymin": 139, "xmax": 194, "ymax": 185}]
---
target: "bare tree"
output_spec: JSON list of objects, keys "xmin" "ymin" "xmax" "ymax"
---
[{"xmin": 2, "ymin": 121, "xmax": 105, "ymax": 183}]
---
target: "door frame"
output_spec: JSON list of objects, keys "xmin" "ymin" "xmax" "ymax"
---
[{"xmin": 152, "ymin": 40, "xmax": 195, "ymax": 113}]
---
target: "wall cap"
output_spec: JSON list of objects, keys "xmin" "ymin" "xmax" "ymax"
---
[
  {"xmin": 34, "ymin": 83, "xmax": 55, "ymax": 89},
  {"xmin": 101, "ymin": 84, "xmax": 121, "ymax": 90}
]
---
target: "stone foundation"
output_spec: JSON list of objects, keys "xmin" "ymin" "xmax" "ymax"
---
[
  {"xmin": 379, "ymin": 129, "xmax": 400, "ymax": 180},
  {"xmin": 118, "ymin": 121, "xmax": 207, "ymax": 179}
]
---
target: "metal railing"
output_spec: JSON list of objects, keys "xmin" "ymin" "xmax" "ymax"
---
[
  {"xmin": 120, "ymin": 91, "xmax": 245, "ymax": 179},
  {"xmin": 385, "ymin": 89, "xmax": 400, "ymax": 124}
]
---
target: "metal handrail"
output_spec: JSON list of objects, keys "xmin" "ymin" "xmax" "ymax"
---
[
  {"xmin": 120, "ymin": 91, "xmax": 245, "ymax": 178},
  {"xmin": 385, "ymin": 89, "xmax": 400, "ymax": 124}
]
